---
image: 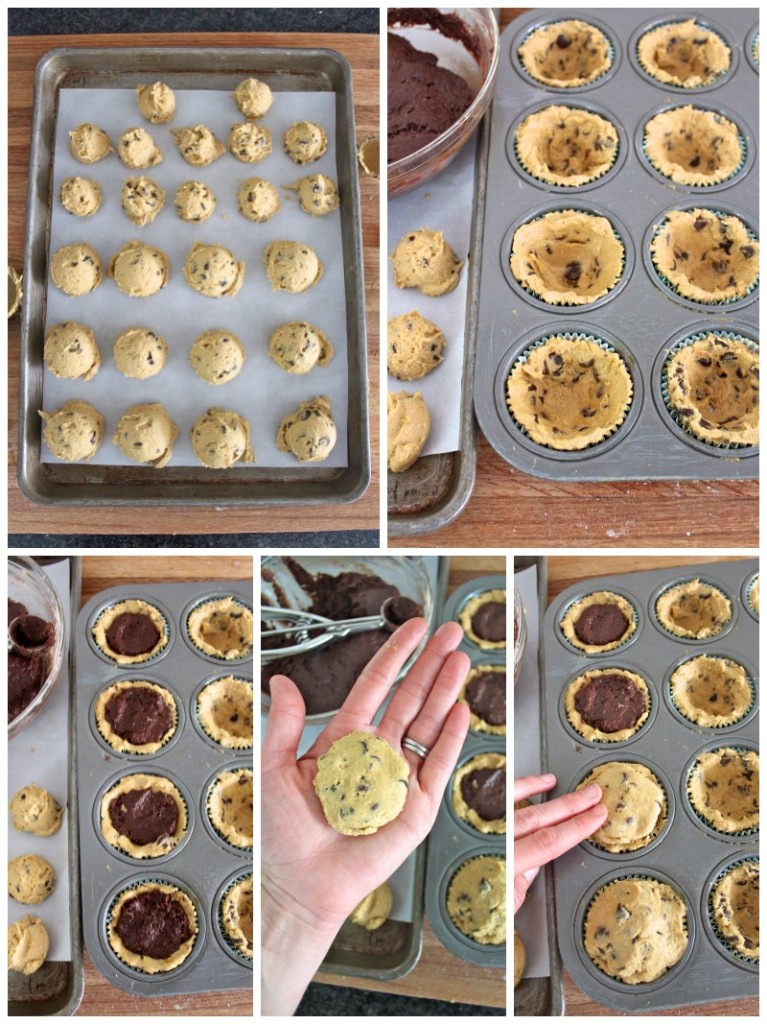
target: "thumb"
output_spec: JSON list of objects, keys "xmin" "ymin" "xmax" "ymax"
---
[{"xmin": 262, "ymin": 674, "xmax": 306, "ymax": 768}]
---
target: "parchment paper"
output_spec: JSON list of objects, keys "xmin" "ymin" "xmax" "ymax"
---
[{"xmin": 43, "ymin": 85, "xmax": 349, "ymax": 468}]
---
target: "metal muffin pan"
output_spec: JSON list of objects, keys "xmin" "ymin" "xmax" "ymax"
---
[
  {"xmin": 74, "ymin": 581, "xmax": 252, "ymax": 995},
  {"xmin": 474, "ymin": 8, "xmax": 758, "ymax": 481},
  {"xmin": 542, "ymin": 558, "xmax": 758, "ymax": 1011},
  {"xmin": 441, "ymin": 573, "xmax": 507, "ymax": 656}
]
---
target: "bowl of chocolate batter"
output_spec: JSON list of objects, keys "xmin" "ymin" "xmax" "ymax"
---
[
  {"xmin": 388, "ymin": 7, "xmax": 499, "ymax": 196},
  {"xmin": 261, "ymin": 556, "xmax": 433, "ymax": 722},
  {"xmin": 8, "ymin": 556, "xmax": 65, "ymax": 738}
]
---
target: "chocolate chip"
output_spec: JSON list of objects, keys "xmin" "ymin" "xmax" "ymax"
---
[
  {"xmin": 564, "ymin": 260, "xmax": 581, "ymax": 284},
  {"xmin": 555, "ymin": 33, "xmax": 571, "ymax": 48}
]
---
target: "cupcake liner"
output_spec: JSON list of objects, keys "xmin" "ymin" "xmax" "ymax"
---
[
  {"xmin": 707, "ymin": 855, "xmax": 759, "ymax": 964},
  {"xmin": 511, "ymin": 104, "xmax": 621, "ymax": 189},
  {"xmin": 685, "ymin": 745, "xmax": 760, "ymax": 838},
  {"xmin": 667, "ymin": 654, "xmax": 756, "ymax": 729},
  {"xmin": 653, "ymin": 577, "xmax": 734, "ymax": 640},
  {"xmin": 744, "ymin": 573, "xmax": 760, "ymax": 619},
  {"xmin": 748, "ymin": 29, "xmax": 759, "ymax": 72},
  {"xmin": 635, "ymin": 18, "xmax": 733, "ymax": 90},
  {"xmin": 659, "ymin": 331, "xmax": 759, "ymax": 450},
  {"xmin": 217, "ymin": 871, "xmax": 254, "ymax": 963},
  {"xmin": 93, "ymin": 679, "xmax": 179, "ymax": 755},
  {"xmin": 106, "ymin": 877, "xmax": 200, "ymax": 975},
  {"xmin": 184, "ymin": 594, "xmax": 253, "ymax": 662},
  {"xmin": 641, "ymin": 107, "xmax": 748, "ymax": 188},
  {"xmin": 516, "ymin": 19, "xmax": 616, "ymax": 90},
  {"xmin": 91, "ymin": 598, "xmax": 171, "ymax": 666}
]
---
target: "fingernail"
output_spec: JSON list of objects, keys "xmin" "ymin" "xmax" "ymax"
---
[
  {"xmin": 541, "ymin": 773, "xmax": 556, "ymax": 785},
  {"xmin": 523, "ymin": 867, "xmax": 540, "ymax": 886},
  {"xmin": 582, "ymin": 784, "xmax": 602, "ymax": 799}
]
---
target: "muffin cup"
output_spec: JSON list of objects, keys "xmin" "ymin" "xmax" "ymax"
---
[
  {"xmin": 682, "ymin": 740, "xmax": 759, "ymax": 840},
  {"xmin": 745, "ymin": 26, "xmax": 759, "ymax": 74},
  {"xmin": 556, "ymin": 586, "xmax": 641, "ymax": 655},
  {"xmin": 202, "ymin": 764, "xmax": 253, "ymax": 857},
  {"xmin": 182, "ymin": 592, "xmax": 253, "ymax": 664},
  {"xmin": 629, "ymin": 15, "xmax": 737, "ymax": 93},
  {"xmin": 663, "ymin": 651, "xmax": 757, "ymax": 733},
  {"xmin": 741, "ymin": 571, "xmax": 759, "ymax": 622},
  {"xmin": 192, "ymin": 673, "xmax": 254, "ymax": 751},
  {"xmin": 560, "ymin": 664, "xmax": 657, "ymax": 747},
  {"xmin": 94, "ymin": 767, "xmax": 193, "ymax": 863},
  {"xmin": 650, "ymin": 577, "xmax": 735, "ymax": 643},
  {"xmin": 512, "ymin": 15, "xmax": 619, "ymax": 92},
  {"xmin": 88, "ymin": 595, "xmax": 172, "ymax": 667},
  {"xmin": 90, "ymin": 675, "xmax": 183, "ymax": 758},
  {"xmin": 702, "ymin": 853, "xmax": 759, "ymax": 968},
  {"xmin": 438, "ymin": 850, "xmax": 506, "ymax": 953},
  {"xmin": 213, "ymin": 869, "xmax": 254, "ymax": 966},
  {"xmin": 447, "ymin": 746, "xmax": 507, "ymax": 839}
]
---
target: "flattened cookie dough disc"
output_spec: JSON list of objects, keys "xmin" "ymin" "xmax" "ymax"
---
[
  {"xmin": 92, "ymin": 598, "xmax": 169, "ymax": 664},
  {"xmin": 268, "ymin": 321, "xmax": 333, "ymax": 374},
  {"xmin": 113, "ymin": 403, "xmax": 178, "ymax": 468},
  {"xmin": 655, "ymin": 578, "xmax": 731, "ymax": 638},
  {"xmin": 51, "ymin": 242, "xmax": 102, "ymax": 296},
  {"xmin": 566, "ymin": 668, "xmax": 650, "ymax": 741},
  {"xmin": 516, "ymin": 105, "xmax": 618, "ymax": 186},
  {"xmin": 207, "ymin": 768, "xmax": 253, "ymax": 849},
  {"xmin": 712, "ymin": 861, "xmax": 759, "ymax": 959},
  {"xmin": 286, "ymin": 173, "xmax": 340, "ymax": 216},
  {"xmin": 187, "ymin": 596, "xmax": 254, "ymax": 660},
  {"xmin": 687, "ymin": 747, "xmax": 759, "ymax": 833},
  {"xmin": 387, "ymin": 390, "xmax": 430, "ymax": 472},
  {"xmin": 191, "ymin": 408, "xmax": 256, "ymax": 469},
  {"xmin": 233, "ymin": 77, "xmax": 273, "ymax": 119},
  {"xmin": 391, "ymin": 228, "xmax": 464, "ymax": 297},
  {"xmin": 229, "ymin": 122, "xmax": 272, "ymax": 163},
  {"xmin": 263, "ymin": 240, "xmax": 323, "ymax": 293},
  {"xmin": 108, "ymin": 241, "xmax": 169, "ymax": 298},
  {"xmin": 637, "ymin": 18, "xmax": 731, "ymax": 88},
  {"xmin": 100, "ymin": 773, "xmax": 187, "ymax": 858},
  {"xmin": 8, "ymin": 854, "xmax": 55, "ymax": 905},
  {"xmin": 60, "ymin": 175, "xmax": 102, "ymax": 217},
  {"xmin": 387, "ymin": 311, "xmax": 445, "ymax": 381},
  {"xmin": 8, "ymin": 915, "xmax": 49, "ymax": 975},
  {"xmin": 670, "ymin": 655, "xmax": 752, "ymax": 727},
  {"xmin": 44, "ymin": 321, "xmax": 101, "ymax": 380},
  {"xmin": 313, "ymin": 731, "xmax": 410, "ymax": 836},
  {"xmin": 446, "ymin": 856, "xmax": 506, "ymax": 944},
  {"xmin": 40, "ymin": 399, "xmax": 104, "ymax": 462},
  {"xmin": 284, "ymin": 120, "xmax": 328, "ymax": 164},
  {"xmin": 560, "ymin": 590, "xmax": 636, "ymax": 651},
  {"xmin": 172, "ymin": 124, "xmax": 225, "ymax": 166},
  {"xmin": 107, "ymin": 882, "xmax": 198, "ymax": 973},
  {"xmin": 350, "ymin": 882, "xmax": 393, "ymax": 930},
  {"xmin": 197, "ymin": 676, "xmax": 253, "ymax": 749},
  {"xmin": 576, "ymin": 761, "xmax": 666, "ymax": 852},
  {"xmin": 644, "ymin": 106, "xmax": 743, "ymax": 186},
  {"xmin": 10, "ymin": 785, "xmax": 63, "ymax": 837},
  {"xmin": 189, "ymin": 330, "xmax": 245, "ymax": 385},
  {"xmin": 184, "ymin": 242, "xmax": 245, "ymax": 298},
  {"xmin": 136, "ymin": 81, "xmax": 176, "ymax": 124},
  {"xmin": 518, "ymin": 19, "xmax": 612, "ymax": 87},
  {"xmin": 277, "ymin": 395, "xmax": 337, "ymax": 463},
  {"xmin": 118, "ymin": 127, "xmax": 163, "ymax": 169},
  {"xmin": 175, "ymin": 180, "xmax": 217, "ymax": 223},
  {"xmin": 113, "ymin": 327, "xmax": 168, "ymax": 380},
  {"xmin": 121, "ymin": 175, "xmax": 166, "ymax": 227},
  {"xmin": 69, "ymin": 122, "xmax": 113, "ymax": 163},
  {"xmin": 238, "ymin": 177, "xmax": 281, "ymax": 222}
]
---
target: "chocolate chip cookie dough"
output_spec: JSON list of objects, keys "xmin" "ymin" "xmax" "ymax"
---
[
  {"xmin": 10, "ymin": 785, "xmax": 63, "ymax": 837},
  {"xmin": 269, "ymin": 321, "xmax": 334, "ymax": 374},
  {"xmin": 748, "ymin": 576, "xmax": 760, "ymax": 616},
  {"xmin": 40, "ymin": 399, "xmax": 104, "ymax": 462},
  {"xmin": 189, "ymin": 330, "xmax": 245, "ymax": 385},
  {"xmin": 387, "ymin": 390, "xmax": 430, "ymax": 473},
  {"xmin": 577, "ymin": 762, "xmax": 667, "ymax": 852},
  {"xmin": 172, "ymin": 124, "xmax": 225, "ymax": 166},
  {"xmin": 136, "ymin": 81, "xmax": 176, "ymax": 124},
  {"xmin": 69, "ymin": 123, "xmax": 113, "ymax": 163},
  {"xmin": 560, "ymin": 591, "xmax": 636, "ymax": 652},
  {"xmin": 514, "ymin": 930, "xmax": 526, "ymax": 987},
  {"xmin": 452, "ymin": 753, "xmax": 506, "ymax": 834},
  {"xmin": 60, "ymin": 175, "xmax": 102, "ymax": 217},
  {"xmin": 191, "ymin": 407, "xmax": 256, "ymax": 469},
  {"xmin": 8, "ymin": 855, "xmax": 55, "ymax": 905},
  {"xmin": 277, "ymin": 395, "xmax": 338, "ymax": 463},
  {"xmin": 510, "ymin": 210, "xmax": 625, "ymax": 305},
  {"xmin": 263, "ymin": 240, "xmax": 323, "ymax": 293},
  {"xmin": 113, "ymin": 327, "xmax": 168, "ymax": 380},
  {"xmin": 566, "ymin": 669, "xmax": 650, "ymax": 741},
  {"xmin": 95, "ymin": 680, "xmax": 178, "ymax": 754},
  {"xmin": 387, "ymin": 311, "xmax": 445, "ymax": 380},
  {"xmin": 460, "ymin": 590, "xmax": 506, "ymax": 649},
  {"xmin": 391, "ymin": 228, "xmax": 464, "ymax": 297},
  {"xmin": 313, "ymin": 731, "xmax": 409, "ymax": 836},
  {"xmin": 207, "ymin": 768, "xmax": 253, "ymax": 849},
  {"xmin": 107, "ymin": 882, "xmax": 198, "ymax": 973},
  {"xmin": 187, "ymin": 596, "xmax": 253, "ymax": 660},
  {"xmin": 44, "ymin": 321, "xmax": 101, "ymax": 380},
  {"xmin": 584, "ymin": 877, "xmax": 688, "ymax": 984},
  {"xmin": 120, "ymin": 176, "xmax": 166, "ymax": 227},
  {"xmin": 518, "ymin": 19, "xmax": 612, "ymax": 88},
  {"xmin": 229, "ymin": 122, "xmax": 272, "ymax": 163},
  {"xmin": 516, "ymin": 106, "xmax": 619, "ymax": 186},
  {"xmin": 184, "ymin": 242, "xmax": 245, "ymax": 298},
  {"xmin": 665, "ymin": 334, "xmax": 758, "ymax": 446},
  {"xmin": 237, "ymin": 177, "xmax": 281, "ymax": 222},
  {"xmin": 446, "ymin": 855, "xmax": 506, "ymax": 945},
  {"xmin": 687, "ymin": 747, "xmax": 759, "ymax": 833},
  {"xmin": 507, "ymin": 336, "xmax": 633, "ymax": 450},
  {"xmin": 118, "ymin": 127, "xmax": 163, "ymax": 169},
  {"xmin": 108, "ymin": 241, "xmax": 169, "ymax": 298},
  {"xmin": 197, "ymin": 676, "xmax": 253, "ymax": 749},
  {"xmin": 8, "ymin": 915, "xmax": 49, "ymax": 975},
  {"xmin": 712, "ymin": 860, "xmax": 759, "ymax": 959},
  {"xmin": 350, "ymin": 882, "xmax": 393, "ymax": 930},
  {"xmin": 671, "ymin": 655, "xmax": 752, "ymax": 728},
  {"xmin": 286, "ymin": 174, "xmax": 339, "ymax": 216},
  {"xmin": 644, "ymin": 106, "xmax": 743, "ymax": 186},
  {"xmin": 175, "ymin": 180, "xmax": 217, "ymax": 223},
  {"xmin": 655, "ymin": 578, "xmax": 731, "ymax": 638},
  {"xmin": 233, "ymin": 77, "xmax": 273, "ymax": 119},
  {"xmin": 650, "ymin": 209, "xmax": 759, "ymax": 303},
  {"xmin": 458, "ymin": 665, "xmax": 506, "ymax": 735},
  {"xmin": 100, "ymin": 773, "xmax": 187, "ymax": 858},
  {"xmin": 50, "ymin": 242, "xmax": 102, "ymax": 296},
  {"xmin": 637, "ymin": 18, "xmax": 731, "ymax": 88},
  {"xmin": 284, "ymin": 120, "xmax": 328, "ymax": 164},
  {"xmin": 221, "ymin": 875, "xmax": 253, "ymax": 958},
  {"xmin": 93, "ymin": 599, "xmax": 169, "ymax": 664},
  {"xmin": 113, "ymin": 402, "xmax": 178, "ymax": 468}
]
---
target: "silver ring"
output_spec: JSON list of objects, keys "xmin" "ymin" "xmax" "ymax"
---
[{"xmin": 402, "ymin": 736, "xmax": 430, "ymax": 758}]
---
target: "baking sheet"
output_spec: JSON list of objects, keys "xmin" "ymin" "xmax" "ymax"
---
[{"xmin": 44, "ymin": 84, "xmax": 348, "ymax": 469}]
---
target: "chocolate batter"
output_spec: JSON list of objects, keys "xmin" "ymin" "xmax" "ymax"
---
[
  {"xmin": 574, "ymin": 602, "xmax": 628, "ymax": 646},
  {"xmin": 9, "ymin": 599, "xmax": 28, "ymax": 623},
  {"xmin": 466, "ymin": 672, "xmax": 506, "ymax": 727},
  {"xmin": 108, "ymin": 788, "xmax": 179, "ymax": 846},
  {"xmin": 574, "ymin": 672, "xmax": 647, "ymax": 733},
  {"xmin": 10, "ymin": 615, "xmax": 54, "ymax": 652},
  {"xmin": 388, "ymin": 32, "xmax": 474, "ymax": 163},
  {"xmin": 385, "ymin": 595, "xmax": 422, "ymax": 627},
  {"xmin": 472, "ymin": 601, "xmax": 505, "ymax": 643},
  {"xmin": 106, "ymin": 612, "xmax": 161, "ymax": 657},
  {"xmin": 460, "ymin": 767, "xmax": 506, "ymax": 821},
  {"xmin": 114, "ymin": 888, "xmax": 192, "ymax": 960},
  {"xmin": 105, "ymin": 686, "xmax": 174, "ymax": 746},
  {"xmin": 8, "ymin": 653, "xmax": 45, "ymax": 723}
]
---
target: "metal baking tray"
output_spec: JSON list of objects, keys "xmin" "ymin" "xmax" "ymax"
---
[
  {"xmin": 74, "ymin": 580, "xmax": 253, "ymax": 995},
  {"xmin": 542, "ymin": 558, "xmax": 758, "ymax": 1011},
  {"xmin": 8, "ymin": 556, "xmax": 84, "ymax": 1017},
  {"xmin": 19, "ymin": 46, "xmax": 368, "ymax": 506},
  {"xmin": 474, "ymin": 9, "xmax": 758, "ymax": 481}
]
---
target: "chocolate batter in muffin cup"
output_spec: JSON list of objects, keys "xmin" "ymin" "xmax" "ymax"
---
[
  {"xmin": 203, "ymin": 765, "xmax": 253, "ymax": 854},
  {"xmin": 194, "ymin": 674, "xmax": 253, "ymax": 750},
  {"xmin": 666, "ymin": 653, "xmax": 755, "ymax": 730},
  {"xmin": 183, "ymin": 594, "xmax": 253, "ymax": 663},
  {"xmin": 633, "ymin": 17, "xmax": 733, "ymax": 91},
  {"xmin": 640, "ymin": 104, "xmax": 748, "ymax": 190},
  {"xmin": 90, "ymin": 597, "xmax": 171, "ymax": 666},
  {"xmin": 450, "ymin": 751, "xmax": 506, "ymax": 835},
  {"xmin": 652, "ymin": 577, "xmax": 734, "ymax": 641},
  {"xmin": 93, "ymin": 678, "xmax": 180, "ymax": 756},
  {"xmin": 564, "ymin": 666, "xmax": 652, "ymax": 743},
  {"xmin": 458, "ymin": 588, "xmax": 506, "ymax": 650},
  {"xmin": 515, "ymin": 17, "xmax": 616, "ymax": 90},
  {"xmin": 215, "ymin": 871, "xmax": 254, "ymax": 963},
  {"xmin": 558, "ymin": 589, "xmax": 639, "ymax": 654},
  {"xmin": 684, "ymin": 743, "xmax": 759, "ymax": 838},
  {"xmin": 705, "ymin": 855, "xmax": 759, "ymax": 966},
  {"xmin": 97, "ymin": 770, "xmax": 191, "ymax": 861},
  {"xmin": 458, "ymin": 662, "xmax": 506, "ymax": 735}
]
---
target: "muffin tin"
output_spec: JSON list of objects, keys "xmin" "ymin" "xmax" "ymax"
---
[
  {"xmin": 474, "ymin": 9, "xmax": 758, "ymax": 481},
  {"xmin": 75, "ymin": 581, "xmax": 252, "ymax": 994},
  {"xmin": 424, "ymin": 575, "xmax": 507, "ymax": 966},
  {"xmin": 542, "ymin": 559, "xmax": 758, "ymax": 1011}
]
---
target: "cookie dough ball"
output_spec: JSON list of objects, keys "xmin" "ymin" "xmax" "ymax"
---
[
  {"xmin": 113, "ymin": 327, "xmax": 168, "ymax": 380},
  {"xmin": 238, "ymin": 177, "xmax": 281, "ymax": 222},
  {"xmin": 69, "ymin": 123, "xmax": 113, "ymax": 163},
  {"xmin": 191, "ymin": 407, "xmax": 255, "ymax": 469},
  {"xmin": 173, "ymin": 125, "xmax": 225, "ymax": 166},
  {"xmin": 284, "ymin": 121, "xmax": 328, "ymax": 164},
  {"xmin": 268, "ymin": 321, "xmax": 333, "ymax": 374},
  {"xmin": 8, "ymin": 915, "xmax": 49, "ymax": 975},
  {"xmin": 50, "ymin": 242, "xmax": 102, "ymax": 296},
  {"xmin": 44, "ymin": 321, "xmax": 101, "ymax": 380},
  {"xmin": 277, "ymin": 395, "xmax": 337, "ymax": 463},
  {"xmin": 136, "ymin": 81, "xmax": 176, "ymax": 124},
  {"xmin": 60, "ymin": 175, "xmax": 102, "ymax": 217},
  {"xmin": 263, "ymin": 240, "xmax": 323, "ymax": 293},
  {"xmin": 391, "ymin": 228, "xmax": 464, "ymax": 297},
  {"xmin": 233, "ymin": 77, "xmax": 274, "ymax": 119},
  {"xmin": 189, "ymin": 330, "xmax": 245, "ymax": 385},
  {"xmin": 351, "ymin": 883, "xmax": 393, "ymax": 930},
  {"xmin": 108, "ymin": 240, "xmax": 169, "ymax": 297},
  {"xmin": 175, "ymin": 180, "xmax": 217, "ymax": 223},
  {"xmin": 40, "ymin": 400, "xmax": 104, "ymax": 462},
  {"xmin": 113, "ymin": 403, "xmax": 179, "ymax": 469},
  {"xmin": 229, "ymin": 122, "xmax": 272, "ymax": 163},
  {"xmin": 117, "ymin": 127, "xmax": 163, "ymax": 169},
  {"xmin": 387, "ymin": 311, "xmax": 445, "ymax": 381},
  {"xmin": 184, "ymin": 242, "xmax": 245, "ymax": 298},
  {"xmin": 638, "ymin": 18, "xmax": 731, "ymax": 88},
  {"xmin": 120, "ymin": 175, "xmax": 166, "ymax": 227},
  {"xmin": 387, "ymin": 390, "xmax": 430, "ymax": 472},
  {"xmin": 10, "ymin": 785, "xmax": 64, "ymax": 836},
  {"xmin": 286, "ymin": 174, "xmax": 340, "ymax": 216},
  {"xmin": 8, "ymin": 855, "xmax": 55, "ymax": 905}
]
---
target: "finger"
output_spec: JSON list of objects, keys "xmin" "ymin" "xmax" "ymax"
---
[
  {"xmin": 381, "ymin": 621, "xmax": 466, "ymax": 739},
  {"xmin": 514, "ymin": 773, "xmax": 557, "ymax": 802},
  {"xmin": 416, "ymin": 701, "xmax": 470, "ymax": 797},
  {"xmin": 514, "ymin": 785, "xmax": 602, "ymax": 839},
  {"xmin": 261, "ymin": 675, "xmax": 306, "ymax": 770},
  {"xmin": 514, "ymin": 866, "xmax": 540, "ymax": 915},
  {"xmin": 396, "ymin": 649, "xmax": 471, "ymax": 759},
  {"xmin": 514, "ymin": 802, "xmax": 608, "ymax": 876}
]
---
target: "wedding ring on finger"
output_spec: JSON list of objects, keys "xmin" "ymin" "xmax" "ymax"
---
[{"xmin": 402, "ymin": 736, "xmax": 430, "ymax": 758}]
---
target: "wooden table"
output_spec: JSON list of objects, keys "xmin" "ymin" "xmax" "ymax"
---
[
  {"xmin": 75, "ymin": 555, "xmax": 252, "ymax": 1015},
  {"xmin": 526, "ymin": 555, "xmax": 757, "ymax": 1017},
  {"xmin": 315, "ymin": 555, "xmax": 506, "ymax": 1008},
  {"xmin": 394, "ymin": 8, "xmax": 758, "ymax": 550},
  {"xmin": 8, "ymin": 31, "xmax": 379, "ymax": 536}
]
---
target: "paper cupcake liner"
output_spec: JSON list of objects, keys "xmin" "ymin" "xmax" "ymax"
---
[
  {"xmin": 106, "ymin": 878, "xmax": 199, "ymax": 975},
  {"xmin": 94, "ymin": 679, "xmax": 179, "ymax": 755},
  {"xmin": 92, "ymin": 599, "xmax": 170, "ymax": 666},
  {"xmin": 707, "ymin": 855, "xmax": 759, "ymax": 964},
  {"xmin": 635, "ymin": 20, "xmax": 731, "ymax": 89},
  {"xmin": 649, "ymin": 210, "xmax": 759, "ymax": 306},
  {"xmin": 641, "ymin": 111, "xmax": 747, "ymax": 187},
  {"xmin": 513, "ymin": 110, "xmax": 620, "ymax": 188},
  {"xmin": 660, "ymin": 331, "xmax": 759, "ymax": 449},
  {"xmin": 195, "ymin": 675, "xmax": 254, "ymax": 750},
  {"xmin": 653, "ymin": 578, "xmax": 733, "ymax": 640},
  {"xmin": 745, "ymin": 573, "xmax": 760, "ymax": 618},
  {"xmin": 668, "ymin": 655, "xmax": 755, "ymax": 728},
  {"xmin": 507, "ymin": 333, "xmax": 633, "ymax": 450},
  {"xmin": 101, "ymin": 775, "xmax": 189, "ymax": 859},
  {"xmin": 565, "ymin": 665, "xmax": 651, "ymax": 742},
  {"xmin": 511, "ymin": 211, "xmax": 627, "ymax": 306},
  {"xmin": 685, "ymin": 746, "xmax": 760, "ymax": 838},
  {"xmin": 218, "ymin": 871, "xmax": 254, "ymax": 962},
  {"xmin": 750, "ymin": 31, "xmax": 760, "ymax": 70},
  {"xmin": 577, "ymin": 764, "xmax": 668, "ymax": 853},
  {"xmin": 185, "ymin": 595, "xmax": 253, "ymax": 662},
  {"xmin": 518, "ymin": 20, "xmax": 616, "ymax": 89},
  {"xmin": 205, "ymin": 767, "xmax": 253, "ymax": 851}
]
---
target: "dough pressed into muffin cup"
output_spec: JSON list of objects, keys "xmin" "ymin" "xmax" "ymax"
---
[
  {"xmin": 687, "ymin": 747, "xmax": 759, "ymax": 834},
  {"xmin": 95, "ymin": 680, "xmax": 178, "ymax": 754},
  {"xmin": 518, "ymin": 19, "xmax": 612, "ymax": 88},
  {"xmin": 457, "ymin": 664, "xmax": 506, "ymax": 735},
  {"xmin": 107, "ymin": 881, "xmax": 198, "ymax": 974},
  {"xmin": 655, "ymin": 578, "xmax": 731, "ymax": 639},
  {"xmin": 565, "ymin": 667, "xmax": 650, "ymax": 741},
  {"xmin": 196, "ymin": 675, "xmax": 253, "ymax": 749},
  {"xmin": 446, "ymin": 855, "xmax": 506, "ymax": 945},
  {"xmin": 643, "ymin": 106, "xmax": 744, "ymax": 187},
  {"xmin": 207, "ymin": 768, "xmax": 253, "ymax": 850},
  {"xmin": 710, "ymin": 859, "xmax": 759, "ymax": 960},
  {"xmin": 636, "ymin": 18, "xmax": 731, "ymax": 88},
  {"xmin": 92, "ymin": 599, "xmax": 169, "ymax": 665},
  {"xmin": 459, "ymin": 589, "xmax": 506, "ymax": 649},
  {"xmin": 451, "ymin": 752, "xmax": 506, "ymax": 834},
  {"xmin": 515, "ymin": 105, "xmax": 619, "ymax": 186},
  {"xmin": 560, "ymin": 590, "xmax": 637, "ymax": 652},
  {"xmin": 576, "ymin": 761, "xmax": 667, "ymax": 852},
  {"xmin": 670, "ymin": 655, "xmax": 753, "ymax": 728},
  {"xmin": 100, "ymin": 773, "xmax": 187, "ymax": 858},
  {"xmin": 186, "ymin": 596, "xmax": 253, "ymax": 660},
  {"xmin": 220, "ymin": 874, "xmax": 254, "ymax": 959}
]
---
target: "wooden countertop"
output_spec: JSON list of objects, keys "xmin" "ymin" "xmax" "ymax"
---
[
  {"xmin": 315, "ymin": 555, "xmax": 506, "ymax": 1008},
  {"xmin": 9, "ymin": 31, "xmax": 379, "ymax": 536},
  {"xmin": 520, "ymin": 555, "xmax": 757, "ymax": 1017},
  {"xmin": 75, "ymin": 555, "xmax": 252, "ymax": 1015}
]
